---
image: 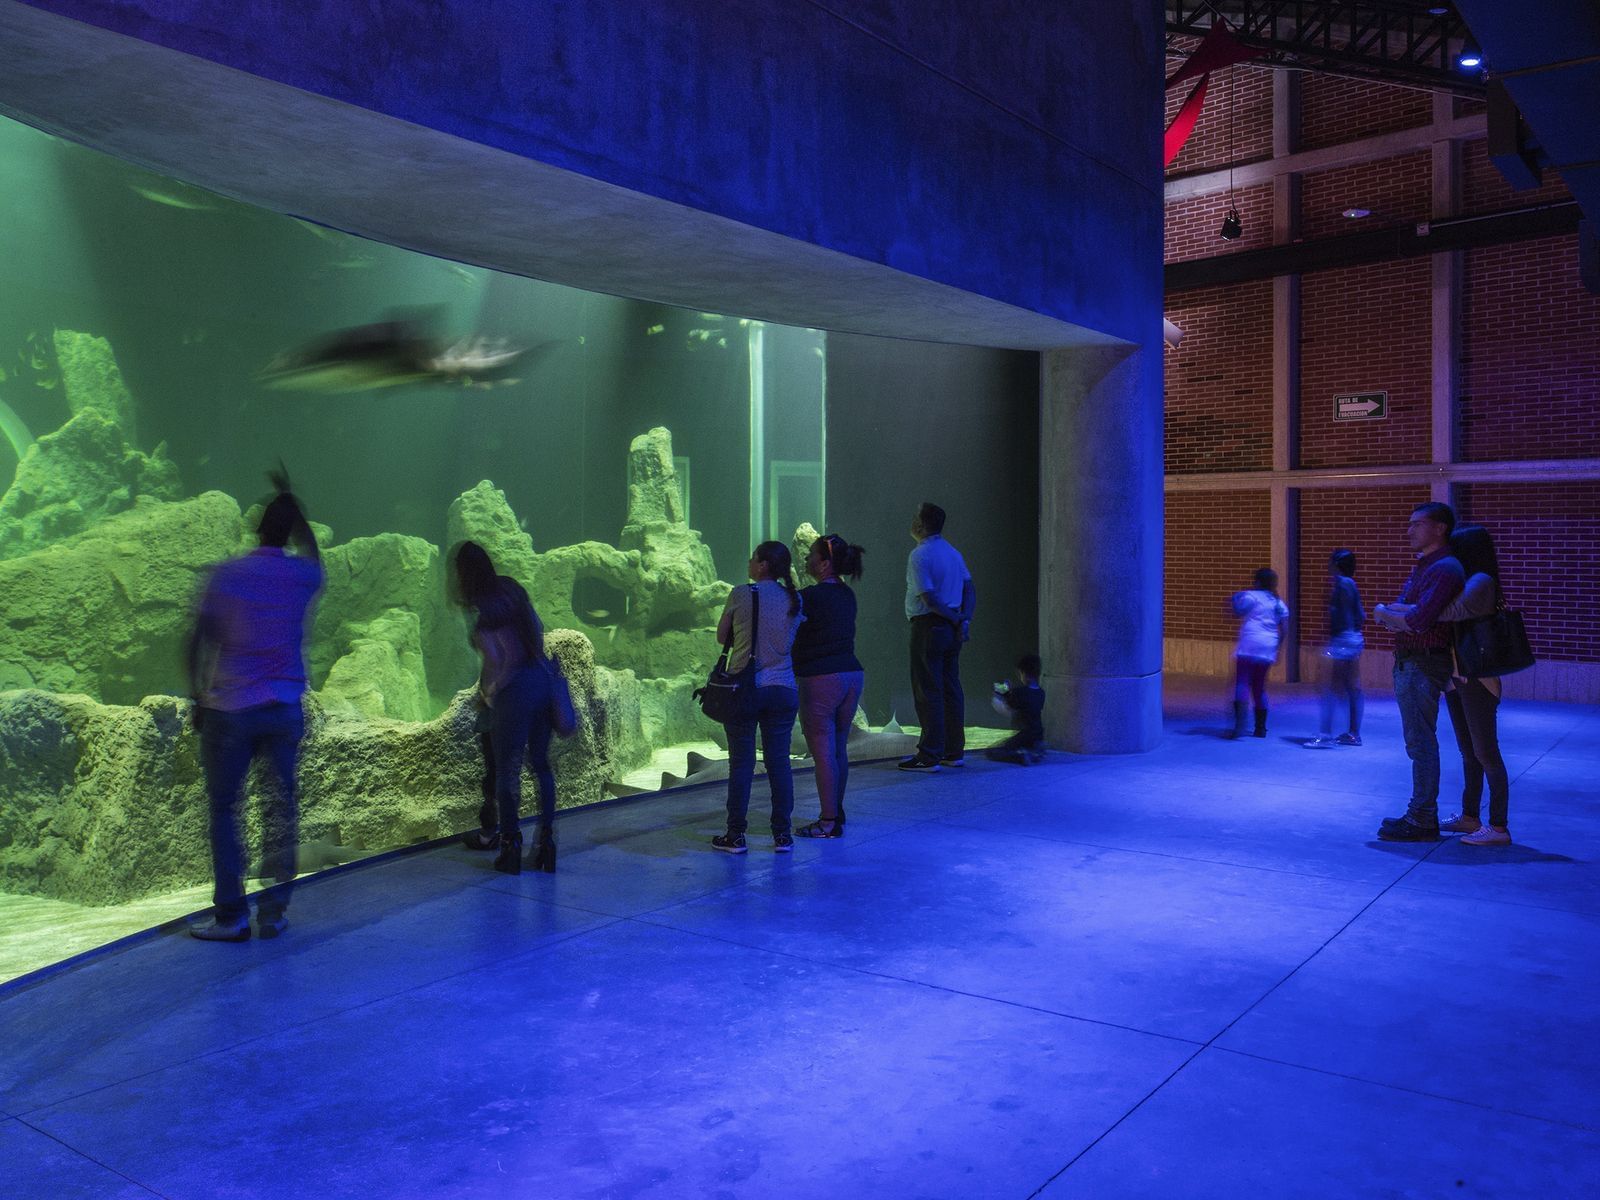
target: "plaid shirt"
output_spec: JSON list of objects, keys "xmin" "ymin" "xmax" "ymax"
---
[{"xmin": 1393, "ymin": 548, "xmax": 1464, "ymax": 656}]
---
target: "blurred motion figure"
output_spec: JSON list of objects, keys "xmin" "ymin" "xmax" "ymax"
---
[{"xmin": 185, "ymin": 469, "xmax": 323, "ymax": 941}]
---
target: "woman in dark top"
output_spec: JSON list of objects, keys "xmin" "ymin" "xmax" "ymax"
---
[
  {"xmin": 793, "ymin": 533, "xmax": 866, "ymax": 838},
  {"xmin": 450, "ymin": 541, "xmax": 558, "ymax": 874},
  {"xmin": 1307, "ymin": 548, "xmax": 1365, "ymax": 748}
]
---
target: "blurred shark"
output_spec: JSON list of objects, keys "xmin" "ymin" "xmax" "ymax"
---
[{"xmin": 259, "ymin": 320, "xmax": 531, "ymax": 393}]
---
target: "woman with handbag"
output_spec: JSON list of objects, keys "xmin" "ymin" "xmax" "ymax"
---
[
  {"xmin": 793, "ymin": 533, "xmax": 866, "ymax": 838},
  {"xmin": 712, "ymin": 541, "xmax": 805, "ymax": 854},
  {"xmin": 1439, "ymin": 525, "xmax": 1513, "ymax": 845},
  {"xmin": 450, "ymin": 541, "xmax": 560, "ymax": 874},
  {"xmin": 1380, "ymin": 524, "xmax": 1512, "ymax": 845}
]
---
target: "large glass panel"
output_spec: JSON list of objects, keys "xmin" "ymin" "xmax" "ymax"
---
[{"xmin": 0, "ymin": 115, "xmax": 1035, "ymax": 983}]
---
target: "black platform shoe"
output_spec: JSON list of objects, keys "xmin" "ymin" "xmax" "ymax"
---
[
  {"xmin": 494, "ymin": 832, "xmax": 524, "ymax": 875},
  {"xmin": 528, "ymin": 827, "xmax": 557, "ymax": 874}
]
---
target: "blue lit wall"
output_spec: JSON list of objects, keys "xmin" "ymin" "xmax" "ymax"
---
[{"xmin": 18, "ymin": 0, "xmax": 1164, "ymax": 342}]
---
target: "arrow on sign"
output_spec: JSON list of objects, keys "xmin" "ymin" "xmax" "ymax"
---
[{"xmin": 1339, "ymin": 398, "xmax": 1382, "ymax": 416}]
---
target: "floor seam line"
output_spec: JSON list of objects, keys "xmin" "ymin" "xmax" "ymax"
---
[
  {"xmin": 1211, "ymin": 1047, "xmax": 1600, "ymax": 1134},
  {"xmin": 12, "ymin": 1115, "xmax": 174, "ymax": 1198},
  {"xmin": 616, "ymin": 912, "xmax": 1203, "ymax": 1047}
]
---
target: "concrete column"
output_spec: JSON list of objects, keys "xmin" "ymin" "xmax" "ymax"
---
[{"xmin": 1040, "ymin": 343, "xmax": 1163, "ymax": 753}]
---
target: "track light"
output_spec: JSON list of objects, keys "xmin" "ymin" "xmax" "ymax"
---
[{"xmin": 1219, "ymin": 206, "xmax": 1242, "ymax": 240}]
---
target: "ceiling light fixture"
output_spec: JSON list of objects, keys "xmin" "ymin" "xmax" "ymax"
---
[
  {"xmin": 1458, "ymin": 46, "xmax": 1484, "ymax": 70},
  {"xmin": 1219, "ymin": 207, "xmax": 1243, "ymax": 239}
]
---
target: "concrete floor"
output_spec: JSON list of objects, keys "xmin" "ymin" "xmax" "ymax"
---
[{"xmin": 2, "ymin": 678, "xmax": 1597, "ymax": 1199}]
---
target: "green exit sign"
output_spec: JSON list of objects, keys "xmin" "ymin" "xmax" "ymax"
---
[{"xmin": 1334, "ymin": 391, "xmax": 1387, "ymax": 421}]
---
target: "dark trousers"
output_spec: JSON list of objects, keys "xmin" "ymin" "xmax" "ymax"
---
[
  {"xmin": 725, "ymin": 685, "xmax": 799, "ymax": 836},
  {"xmin": 1393, "ymin": 652, "xmax": 1453, "ymax": 823},
  {"xmin": 1445, "ymin": 679, "xmax": 1509, "ymax": 827},
  {"xmin": 490, "ymin": 666, "xmax": 557, "ymax": 838},
  {"xmin": 909, "ymin": 616, "xmax": 964, "ymax": 759},
  {"xmin": 200, "ymin": 701, "xmax": 304, "ymax": 923},
  {"xmin": 1233, "ymin": 657, "xmax": 1270, "ymax": 707}
]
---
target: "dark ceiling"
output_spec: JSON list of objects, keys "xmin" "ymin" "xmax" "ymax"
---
[{"xmin": 1166, "ymin": 2, "xmax": 1482, "ymax": 95}]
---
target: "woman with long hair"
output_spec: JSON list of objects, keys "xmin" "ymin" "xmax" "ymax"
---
[
  {"xmin": 712, "ymin": 540, "xmax": 805, "ymax": 853},
  {"xmin": 793, "ymin": 533, "xmax": 866, "ymax": 838},
  {"xmin": 1226, "ymin": 567, "xmax": 1289, "ymax": 739},
  {"xmin": 1438, "ymin": 525, "xmax": 1513, "ymax": 845},
  {"xmin": 450, "ymin": 540, "xmax": 558, "ymax": 874}
]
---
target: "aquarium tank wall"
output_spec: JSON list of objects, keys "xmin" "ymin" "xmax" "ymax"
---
[{"xmin": 0, "ymin": 114, "xmax": 1039, "ymax": 981}]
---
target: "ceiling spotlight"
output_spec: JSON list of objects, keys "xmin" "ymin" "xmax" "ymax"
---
[
  {"xmin": 1458, "ymin": 46, "xmax": 1484, "ymax": 69},
  {"xmin": 1219, "ymin": 206, "xmax": 1242, "ymax": 240},
  {"xmin": 1342, "ymin": 207, "xmax": 1373, "ymax": 219},
  {"xmin": 1427, "ymin": 4, "xmax": 1450, "ymax": 14}
]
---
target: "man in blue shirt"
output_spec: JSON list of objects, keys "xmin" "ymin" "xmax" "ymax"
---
[
  {"xmin": 901, "ymin": 502, "xmax": 976, "ymax": 771},
  {"xmin": 185, "ymin": 473, "xmax": 323, "ymax": 940}
]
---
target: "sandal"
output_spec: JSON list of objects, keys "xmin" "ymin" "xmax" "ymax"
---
[
  {"xmin": 461, "ymin": 829, "xmax": 499, "ymax": 851},
  {"xmin": 795, "ymin": 818, "xmax": 843, "ymax": 839}
]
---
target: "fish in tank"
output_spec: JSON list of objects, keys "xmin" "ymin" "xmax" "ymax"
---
[{"xmin": 0, "ymin": 112, "xmax": 1034, "ymax": 984}]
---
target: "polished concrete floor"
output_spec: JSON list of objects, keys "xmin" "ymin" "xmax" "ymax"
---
[{"xmin": 2, "ymin": 678, "xmax": 1597, "ymax": 1199}]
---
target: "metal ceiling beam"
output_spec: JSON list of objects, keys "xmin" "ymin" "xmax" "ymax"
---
[{"xmin": 1167, "ymin": 2, "xmax": 1484, "ymax": 97}]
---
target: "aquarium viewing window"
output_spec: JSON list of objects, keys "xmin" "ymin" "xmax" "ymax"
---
[{"xmin": 0, "ymin": 111, "xmax": 1027, "ymax": 984}]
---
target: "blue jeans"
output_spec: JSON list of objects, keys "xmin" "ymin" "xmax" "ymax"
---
[
  {"xmin": 199, "ymin": 701, "xmax": 304, "ymax": 923},
  {"xmin": 490, "ymin": 665, "xmax": 557, "ymax": 839},
  {"xmin": 1393, "ymin": 653, "xmax": 1453, "ymax": 824},
  {"xmin": 725, "ymin": 685, "xmax": 799, "ymax": 836}
]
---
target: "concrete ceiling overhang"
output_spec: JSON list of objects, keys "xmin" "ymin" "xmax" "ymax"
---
[
  {"xmin": 1453, "ymin": 0, "xmax": 1600, "ymax": 228},
  {"xmin": 0, "ymin": 1, "xmax": 1117, "ymax": 353}
]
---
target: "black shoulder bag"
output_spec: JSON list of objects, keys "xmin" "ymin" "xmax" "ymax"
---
[
  {"xmin": 1454, "ymin": 581, "xmax": 1535, "ymax": 678},
  {"xmin": 695, "ymin": 585, "xmax": 759, "ymax": 724}
]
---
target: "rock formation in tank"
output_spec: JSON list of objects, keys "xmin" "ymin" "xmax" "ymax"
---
[
  {"xmin": 447, "ymin": 426, "xmax": 732, "ymax": 748},
  {"xmin": 0, "ymin": 333, "xmax": 180, "ymax": 560},
  {"xmin": 0, "ymin": 490, "xmax": 242, "ymax": 700},
  {"xmin": 0, "ymin": 630, "xmax": 643, "ymax": 905}
]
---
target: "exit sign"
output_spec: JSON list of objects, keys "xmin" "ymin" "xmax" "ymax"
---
[{"xmin": 1334, "ymin": 391, "xmax": 1388, "ymax": 421}]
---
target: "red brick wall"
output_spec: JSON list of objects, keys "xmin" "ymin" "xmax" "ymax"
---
[
  {"xmin": 1165, "ymin": 281, "xmax": 1274, "ymax": 474},
  {"xmin": 1297, "ymin": 485, "xmax": 1431, "ymax": 659},
  {"xmin": 1300, "ymin": 152, "xmax": 1432, "ymax": 240},
  {"xmin": 1460, "ymin": 234, "xmax": 1600, "ymax": 462},
  {"xmin": 1457, "ymin": 482, "xmax": 1600, "ymax": 662},
  {"xmin": 1165, "ymin": 491, "xmax": 1272, "ymax": 640},
  {"xmin": 1164, "ymin": 182, "xmax": 1274, "ymax": 262},
  {"xmin": 1300, "ymin": 74, "xmax": 1431, "ymax": 150},
  {"xmin": 1300, "ymin": 258, "xmax": 1433, "ymax": 467},
  {"xmin": 1460, "ymin": 138, "xmax": 1573, "ymax": 217},
  {"xmin": 1164, "ymin": 56, "xmax": 1274, "ymax": 176}
]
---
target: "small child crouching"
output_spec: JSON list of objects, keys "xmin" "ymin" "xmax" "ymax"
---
[{"xmin": 986, "ymin": 653, "xmax": 1046, "ymax": 764}]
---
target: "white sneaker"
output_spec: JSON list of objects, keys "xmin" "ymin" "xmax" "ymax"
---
[
  {"xmin": 1461, "ymin": 824, "xmax": 1511, "ymax": 846},
  {"xmin": 1440, "ymin": 813, "xmax": 1483, "ymax": 834},
  {"xmin": 1304, "ymin": 736, "xmax": 1337, "ymax": 749}
]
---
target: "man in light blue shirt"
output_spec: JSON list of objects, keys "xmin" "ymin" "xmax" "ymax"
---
[{"xmin": 901, "ymin": 502, "xmax": 976, "ymax": 771}]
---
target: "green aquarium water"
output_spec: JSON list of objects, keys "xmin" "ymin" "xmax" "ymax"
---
[{"xmin": 0, "ymin": 114, "xmax": 1031, "ymax": 983}]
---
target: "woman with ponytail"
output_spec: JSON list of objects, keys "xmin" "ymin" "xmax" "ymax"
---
[
  {"xmin": 793, "ymin": 533, "xmax": 866, "ymax": 838},
  {"xmin": 711, "ymin": 541, "xmax": 805, "ymax": 853}
]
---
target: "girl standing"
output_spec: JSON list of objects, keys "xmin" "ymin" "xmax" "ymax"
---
[
  {"xmin": 1227, "ymin": 568, "xmax": 1289, "ymax": 739},
  {"xmin": 451, "ymin": 541, "xmax": 558, "ymax": 875},
  {"xmin": 713, "ymin": 541, "xmax": 805, "ymax": 853},
  {"xmin": 1306, "ymin": 549, "xmax": 1365, "ymax": 748},
  {"xmin": 793, "ymin": 534, "xmax": 866, "ymax": 838}
]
